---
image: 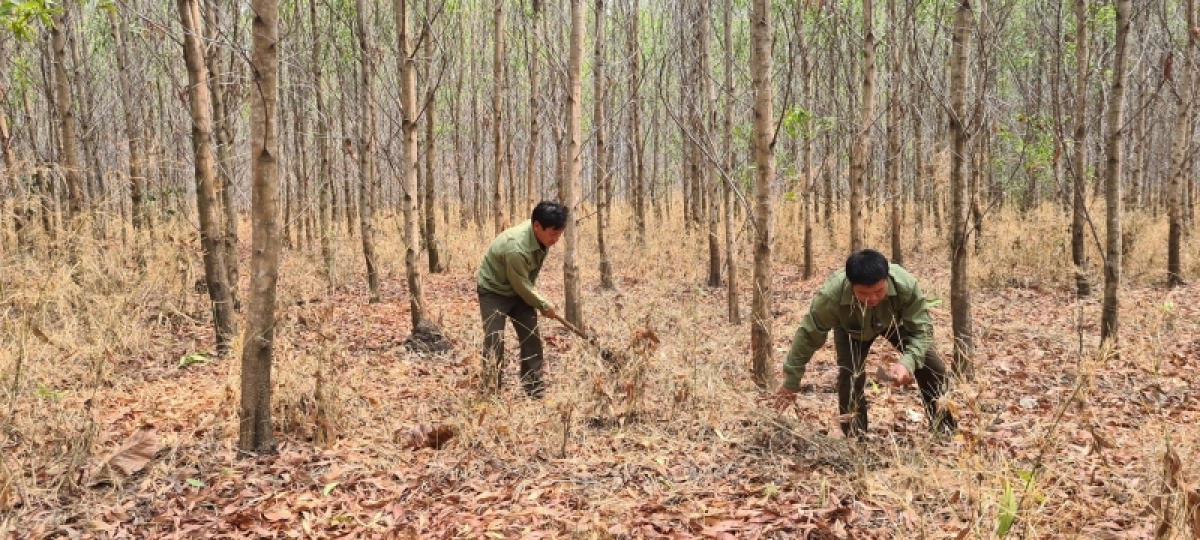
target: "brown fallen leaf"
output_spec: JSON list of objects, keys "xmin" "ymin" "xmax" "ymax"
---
[
  {"xmin": 89, "ymin": 426, "xmax": 160, "ymax": 487},
  {"xmin": 401, "ymin": 424, "xmax": 456, "ymax": 450}
]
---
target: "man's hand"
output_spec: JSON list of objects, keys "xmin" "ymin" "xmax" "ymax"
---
[
  {"xmin": 540, "ymin": 307, "xmax": 558, "ymax": 320},
  {"xmin": 771, "ymin": 386, "xmax": 799, "ymax": 411}
]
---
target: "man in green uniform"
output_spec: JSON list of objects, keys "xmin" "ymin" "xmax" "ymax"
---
[
  {"xmin": 476, "ymin": 201, "xmax": 568, "ymax": 398},
  {"xmin": 771, "ymin": 249, "xmax": 957, "ymax": 437}
]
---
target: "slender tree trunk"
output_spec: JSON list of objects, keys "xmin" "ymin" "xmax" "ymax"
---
[
  {"xmin": 179, "ymin": 0, "xmax": 236, "ymax": 356},
  {"xmin": 50, "ymin": 10, "xmax": 84, "ymax": 224},
  {"xmin": 564, "ymin": 0, "xmax": 585, "ymax": 328},
  {"xmin": 109, "ymin": 11, "xmax": 147, "ymax": 233},
  {"xmin": 1100, "ymin": 0, "xmax": 1130, "ymax": 343},
  {"xmin": 695, "ymin": 1, "xmax": 720, "ymax": 289},
  {"xmin": 1070, "ymin": 0, "xmax": 1091, "ymax": 297},
  {"xmin": 311, "ymin": 0, "xmax": 334, "ymax": 286},
  {"xmin": 849, "ymin": 0, "xmax": 876, "ymax": 252},
  {"xmin": 215, "ymin": 2, "xmax": 241, "ymax": 272},
  {"xmin": 797, "ymin": 5, "xmax": 814, "ymax": 279},
  {"xmin": 1129, "ymin": 59, "xmax": 1148, "ymax": 210},
  {"xmin": 454, "ymin": 74, "xmax": 469, "ymax": 229},
  {"xmin": 492, "ymin": 2, "xmax": 507, "ymax": 234},
  {"xmin": 68, "ymin": 29, "xmax": 102, "ymax": 220},
  {"xmin": 526, "ymin": 0, "xmax": 542, "ymax": 212},
  {"xmin": 629, "ymin": 0, "xmax": 645, "ymax": 245},
  {"xmin": 750, "ymin": 0, "xmax": 774, "ymax": 388},
  {"xmin": 1168, "ymin": 0, "xmax": 1196, "ymax": 288},
  {"xmin": 888, "ymin": 0, "xmax": 903, "ymax": 264},
  {"xmin": 949, "ymin": 0, "xmax": 975, "ymax": 380},
  {"xmin": 423, "ymin": 3, "xmax": 444, "ymax": 275},
  {"xmin": 595, "ymin": 0, "xmax": 614, "ymax": 290},
  {"xmin": 0, "ymin": 39, "xmax": 13, "ymax": 176},
  {"xmin": 355, "ymin": 0, "xmax": 381, "ymax": 303},
  {"xmin": 724, "ymin": 0, "xmax": 740, "ymax": 322},
  {"xmin": 239, "ymin": 0, "xmax": 281, "ymax": 454},
  {"xmin": 395, "ymin": 0, "xmax": 432, "ymax": 326}
]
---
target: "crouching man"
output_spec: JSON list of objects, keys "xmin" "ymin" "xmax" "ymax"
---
[{"xmin": 771, "ymin": 249, "xmax": 957, "ymax": 437}]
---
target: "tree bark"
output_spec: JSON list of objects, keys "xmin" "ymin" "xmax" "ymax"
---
[
  {"xmin": 423, "ymin": 2, "xmax": 444, "ymax": 275},
  {"xmin": 564, "ymin": 0, "xmax": 585, "ymax": 328},
  {"xmin": 1070, "ymin": 0, "xmax": 1091, "ymax": 297},
  {"xmin": 629, "ymin": 0, "xmax": 646, "ymax": 245},
  {"xmin": 888, "ymin": 0, "xmax": 903, "ymax": 265},
  {"xmin": 949, "ymin": 0, "xmax": 975, "ymax": 381},
  {"xmin": 179, "ymin": 0, "xmax": 236, "ymax": 356},
  {"xmin": 1100, "ymin": 0, "xmax": 1130, "ymax": 344},
  {"xmin": 355, "ymin": 0, "xmax": 381, "ymax": 303},
  {"xmin": 750, "ymin": 0, "xmax": 774, "ymax": 389},
  {"xmin": 724, "ymin": 0, "xmax": 740, "ymax": 322},
  {"xmin": 798, "ymin": 5, "xmax": 814, "ymax": 279},
  {"xmin": 50, "ymin": 10, "xmax": 84, "ymax": 224},
  {"xmin": 311, "ymin": 0, "xmax": 334, "ymax": 286},
  {"xmin": 697, "ymin": 1, "xmax": 720, "ymax": 290},
  {"xmin": 595, "ymin": 0, "xmax": 614, "ymax": 290},
  {"xmin": 849, "ymin": 0, "xmax": 876, "ymax": 252},
  {"xmin": 108, "ymin": 10, "xmax": 147, "ymax": 233},
  {"xmin": 240, "ymin": 0, "xmax": 281, "ymax": 454},
  {"xmin": 492, "ymin": 1, "xmax": 507, "ymax": 234},
  {"xmin": 526, "ymin": 0, "xmax": 542, "ymax": 213},
  {"xmin": 1168, "ymin": 0, "xmax": 1196, "ymax": 288},
  {"xmin": 396, "ymin": 0, "xmax": 432, "ymax": 327}
]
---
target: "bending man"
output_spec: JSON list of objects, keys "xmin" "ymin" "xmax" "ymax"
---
[{"xmin": 771, "ymin": 249, "xmax": 957, "ymax": 437}]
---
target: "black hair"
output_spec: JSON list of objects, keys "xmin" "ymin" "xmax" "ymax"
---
[
  {"xmin": 845, "ymin": 249, "xmax": 889, "ymax": 286},
  {"xmin": 531, "ymin": 200, "xmax": 569, "ymax": 230}
]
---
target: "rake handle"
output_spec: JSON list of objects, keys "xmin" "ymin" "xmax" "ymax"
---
[{"xmin": 547, "ymin": 312, "xmax": 592, "ymax": 342}]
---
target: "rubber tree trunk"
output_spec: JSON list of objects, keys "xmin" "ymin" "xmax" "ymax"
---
[
  {"xmin": 1070, "ymin": 0, "xmax": 1091, "ymax": 297},
  {"xmin": 310, "ymin": 0, "xmax": 334, "ymax": 286},
  {"xmin": 595, "ymin": 0, "xmax": 614, "ymax": 290},
  {"xmin": 949, "ymin": 0, "xmax": 975, "ymax": 381},
  {"xmin": 1100, "ymin": 0, "xmax": 1130, "ymax": 344},
  {"xmin": 179, "ymin": 0, "xmax": 236, "ymax": 356},
  {"xmin": 750, "ymin": 0, "xmax": 775, "ymax": 389},
  {"xmin": 395, "ymin": 0, "xmax": 431, "ymax": 327},
  {"xmin": 355, "ymin": 0, "xmax": 381, "ymax": 303},
  {"xmin": 848, "ymin": 0, "xmax": 876, "ymax": 252},
  {"xmin": 563, "ymin": 0, "xmax": 585, "ymax": 328},
  {"xmin": 724, "ymin": 0, "xmax": 741, "ymax": 322},
  {"xmin": 1167, "ymin": 0, "xmax": 1196, "ymax": 288},
  {"xmin": 50, "ymin": 10, "xmax": 85, "ymax": 225},
  {"xmin": 492, "ymin": 1, "xmax": 507, "ymax": 234},
  {"xmin": 108, "ymin": 10, "xmax": 147, "ymax": 233},
  {"xmin": 239, "ymin": 0, "xmax": 281, "ymax": 454}
]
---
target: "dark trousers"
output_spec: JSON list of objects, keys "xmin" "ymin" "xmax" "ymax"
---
[
  {"xmin": 833, "ymin": 326, "xmax": 956, "ymax": 437},
  {"xmin": 478, "ymin": 288, "xmax": 544, "ymax": 397}
]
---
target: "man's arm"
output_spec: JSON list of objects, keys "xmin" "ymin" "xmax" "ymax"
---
[
  {"xmin": 781, "ymin": 293, "xmax": 839, "ymax": 392},
  {"xmin": 896, "ymin": 283, "xmax": 934, "ymax": 375},
  {"xmin": 505, "ymin": 251, "xmax": 553, "ymax": 311}
]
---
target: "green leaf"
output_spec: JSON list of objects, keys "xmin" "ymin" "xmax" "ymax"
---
[
  {"xmin": 322, "ymin": 482, "xmax": 340, "ymax": 496},
  {"xmin": 996, "ymin": 480, "xmax": 1016, "ymax": 537},
  {"xmin": 186, "ymin": 478, "xmax": 206, "ymax": 488},
  {"xmin": 178, "ymin": 352, "xmax": 209, "ymax": 368},
  {"xmin": 36, "ymin": 384, "xmax": 66, "ymax": 400}
]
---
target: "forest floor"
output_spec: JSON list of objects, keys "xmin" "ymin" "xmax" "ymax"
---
[{"xmin": 3, "ymin": 210, "xmax": 1200, "ymax": 539}]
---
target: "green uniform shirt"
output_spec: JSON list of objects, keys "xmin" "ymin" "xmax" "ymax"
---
[
  {"xmin": 782, "ymin": 264, "xmax": 934, "ymax": 391},
  {"xmin": 477, "ymin": 220, "xmax": 553, "ymax": 311}
]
